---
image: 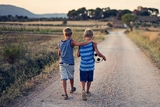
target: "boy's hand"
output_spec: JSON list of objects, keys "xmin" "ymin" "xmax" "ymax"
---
[
  {"xmin": 103, "ymin": 56, "xmax": 107, "ymax": 61},
  {"xmin": 91, "ymin": 40, "xmax": 97, "ymax": 44}
]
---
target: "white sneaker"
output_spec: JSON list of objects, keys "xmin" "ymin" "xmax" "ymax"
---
[{"xmin": 82, "ymin": 90, "xmax": 87, "ymax": 101}]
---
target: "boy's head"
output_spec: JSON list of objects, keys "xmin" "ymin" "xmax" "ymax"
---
[
  {"xmin": 84, "ymin": 28, "xmax": 93, "ymax": 38},
  {"xmin": 63, "ymin": 27, "xmax": 72, "ymax": 37}
]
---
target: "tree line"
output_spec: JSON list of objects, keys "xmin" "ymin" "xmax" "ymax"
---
[
  {"xmin": 0, "ymin": 7, "xmax": 159, "ymax": 22},
  {"xmin": 67, "ymin": 7, "xmax": 159, "ymax": 20},
  {"xmin": 0, "ymin": 15, "xmax": 66, "ymax": 22}
]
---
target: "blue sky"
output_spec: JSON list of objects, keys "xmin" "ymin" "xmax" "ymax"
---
[{"xmin": 0, "ymin": 0, "xmax": 160, "ymax": 14}]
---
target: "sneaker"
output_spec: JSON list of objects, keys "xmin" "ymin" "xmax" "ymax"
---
[
  {"xmin": 86, "ymin": 91, "xmax": 91, "ymax": 97},
  {"xmin": 82, "ymin": 90, "xmax": 87, "ymax": 101}
]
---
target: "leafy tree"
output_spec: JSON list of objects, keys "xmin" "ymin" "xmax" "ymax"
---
[
  {"xmin": 88, "ymin": 9, "xmax": 95, "ymax": 19},
  {"xmin": 102, "ymin": 7, "xmax": 110, "ymax": 18},
  {"xmin": 116, "ymin": 9, "xmax": 131, "ymax": 20},
  {"xmin": 94, "ymin": 8, "xmax": 103, "ymax": 20},
  {"xmin": 122, "ymin": 9, "xmax": 132, "ymax": 14},
  {"xmin": 140, "ymin": 11, "xmax": 151, "ymax": 16},
  {"xmin": 122, "ymin": 14, "xmax": 138, "ymax": 31},
  {"xmin": 77, "ymin": 7, "xmax": 88, "ymax": 20},
  {"xmin": 67, "ymin": 9, "xmax": 78, "ymax": 20},
  {"xmin": 153, "ymin": 8, "xmax": 159, "ymax": 15},
  {"xmin": 109, "ymin": 9, "xmax": 118, "ymax": 17}
]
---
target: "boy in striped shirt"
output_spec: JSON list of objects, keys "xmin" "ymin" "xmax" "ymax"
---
[{"xmin": 77, "ymin": 28, "xmax": 106, "ymax": 101}]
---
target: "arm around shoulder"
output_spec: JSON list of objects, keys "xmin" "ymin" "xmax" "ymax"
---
[
  {"xmin": 72, "ymin": 40, "xmax": 92, "ymax": 46},
  {"xmin": 77, "ymin": 47, "xmax": 80, "ymax": 57}
]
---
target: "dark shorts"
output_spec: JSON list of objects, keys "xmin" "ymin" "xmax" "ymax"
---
[{"xmin": 80, "ymin": 70, "xmax": 94, "ymax": 82}]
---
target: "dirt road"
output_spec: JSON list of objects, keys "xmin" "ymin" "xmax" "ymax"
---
[{"xmin": 13, "ymin": 30, "xmax": 160, "ymax": 107}]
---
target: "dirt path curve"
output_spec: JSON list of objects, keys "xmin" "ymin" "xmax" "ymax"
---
[{"xmin": 13, "ymin": 30, "xmax": 160, "ymax": 107}]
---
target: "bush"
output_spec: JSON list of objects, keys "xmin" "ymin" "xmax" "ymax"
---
[
  {"xmin": 107, "ymin": 23, "xmax": 113, "ymax": 27},
  {"xmin": 135, "ymin": 24, "xmax": 139, "ymax": 29},
  {"xmin": 0, "ymin": 52, "xmax": 58, "ymax": 106},
  {"xmin": 104, "ymin": 29, "xmax": 109, "ymax": 34},
  {"xmin": 2, "ymin": 44, "xmax": 26, "ymax": 64},
  {"xmin": 62, "ymin": 19, "xmax": 67, "ymax": 25}
]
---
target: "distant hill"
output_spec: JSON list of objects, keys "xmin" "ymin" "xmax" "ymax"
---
[{"xmin": 0, "ymin": 5, "xmax": 67, "ymax": 18}]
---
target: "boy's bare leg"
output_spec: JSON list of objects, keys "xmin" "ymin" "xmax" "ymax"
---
[
  {"xmin": 86, "ymin": 82, "xmax": 91, "ymax": 93},
  {"xmin": 81, "ymin": 81, "xmax": 87, "ymax": 100},
  {"xmin": 70, "ymin": 79, "xmax": 74, "ymax": 90},
  {"xmin": 62, "ymin": 80, "xmax": 67, "ymax": 94},
  {"xmin": 81, "ymin": 81, "xmax": 85, "ymax": 90}
]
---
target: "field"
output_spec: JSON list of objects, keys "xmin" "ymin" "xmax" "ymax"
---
[
  {"xmin": 0, "ymin": 20, "xmax": 108, "ymax": 25},
  {"xmin": 0, "ymin": 20, "xmax": 108, "ymax": 106}
]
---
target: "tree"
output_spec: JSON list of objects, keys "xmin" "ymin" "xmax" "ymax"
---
[
  {"xmin": 88, "ymin": 9, "xmax": 95, "ymax": 19},
  {"xmin": 67, "ymin": 9, "xmax": 78, "ymax": 20},
  {"xmin": 94, "ymin": 8, "xmax": 103, "ymax": 20},
  {"xmin": 109, "ymin": 9, "xmax": 118, "ymax": 17},
  {"xmin": 116, "ymin": 9, "xmax": 131, "ymax": 20},
  {"xmin": 77, "ymin": 7, "xmax": 88, "ymax": 20},
  {"xmin": 122, "ymin": 14, "xmax": 138, "ymax": 31},
  {"xmin": 153, "ymin": 8, "xmax": 159, "ymax": 15},
  {"xmin": 102, "ymin": 7, "xmax": 110, "ymax": 18}
]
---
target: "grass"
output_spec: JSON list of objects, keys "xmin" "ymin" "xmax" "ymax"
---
[{"xmin": 128, "ymin": 30, "xmax": 160, "ymax": 69}]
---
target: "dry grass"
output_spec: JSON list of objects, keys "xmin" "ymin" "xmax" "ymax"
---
[
  {"xmin": 128, "ymin": 30, "xmax": 160, "ymax": 69},
  {"xmin": 140, "ymin": 31, "xmax": 159, "ymax": 41}
]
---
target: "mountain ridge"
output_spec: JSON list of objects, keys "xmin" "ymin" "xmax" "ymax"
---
[{"xmin": 0, "ymin": 4, "xmax": 67, "ymax": 18}]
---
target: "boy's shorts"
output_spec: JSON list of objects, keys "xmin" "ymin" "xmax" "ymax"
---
[
  {"xmin": 80, "ymin": 70, "xmax": 94, "ymax": 82},
  {"xmin": 59, "ymin": 63, "xmax": 74, "ymax": 80}
]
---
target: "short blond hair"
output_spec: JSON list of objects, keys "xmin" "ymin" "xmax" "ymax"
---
[
  {"xmin": 63, "ymin": 27, "xmax": 72, "ymax": 36},
  {"xmin": 84, "ymin": 28, "xmax": 93, "ymax": 37}
]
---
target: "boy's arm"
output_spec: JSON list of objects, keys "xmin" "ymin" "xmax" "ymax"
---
[
  {"xmin": 77, "ymin": 47, "xmax": 80, "ymax": 57},
  {"xmin": 58, "ymin": 48, "xmax": 60, "ymax": 57},
  {"xmin": 57, "ymin": 42, "xmax": 60, "ymax": 57},
  {"xmin": 93, "ymin": 43, "xmax": 106, "ymax": 61},
  {"xmin": 71, "ymin": 40, "xmax": 91, "ymax": 46}
]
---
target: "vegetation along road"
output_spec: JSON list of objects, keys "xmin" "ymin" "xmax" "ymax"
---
[{"xmin": 13, "ymin": 30, "xmax": 160, "ymax": 107}]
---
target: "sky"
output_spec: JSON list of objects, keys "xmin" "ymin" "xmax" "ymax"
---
[{"xmin": 0, "ymin": 0, "xmax": 160, "ymax": 14}]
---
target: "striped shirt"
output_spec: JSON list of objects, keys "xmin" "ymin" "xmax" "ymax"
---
[{"xmin": 79, "ymin": 42, "xmax": 95, "ymax": 71}]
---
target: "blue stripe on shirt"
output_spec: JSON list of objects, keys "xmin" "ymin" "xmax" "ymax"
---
[{"xmin": 79, "ymin": 42, "xmax": 95, "ymax": 71}]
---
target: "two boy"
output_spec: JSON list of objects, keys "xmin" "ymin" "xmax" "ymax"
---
[{"xmin": 58, "ymin": 27, "xmax": 106, "ymax": 100}]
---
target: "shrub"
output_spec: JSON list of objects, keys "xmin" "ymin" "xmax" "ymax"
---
[
  {"xmin": 2, "ymin": 44, "xmax": 27, "ymax": 64},
  {"xmin": 107, "ymin": 22, "xmax": 113, "ymax": 27},
  {"xmin": 2, "ymin": 44, "xmax": 26, "ymax": 64},
  {"xmin": 0, "ymin": 52, "xmax": 58, "ymax": 106},
  {"xmin": 104, "ymin": 29, "xmax": 109, "ymax": 34},
  {"xmin": 62, "ymin": 19, "xmax": 67, "ymax": 25}
]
